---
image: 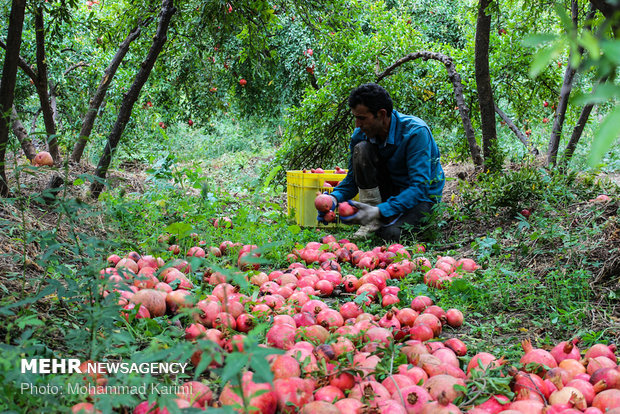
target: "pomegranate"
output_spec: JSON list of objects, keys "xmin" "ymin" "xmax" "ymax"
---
[
  {"xmin": 395, "ymin": 308, "xmax": 418, "ymax": 327},
  {"xmin": 219, "ymin": 372, "xmax": 277, "ymax": 414},
  {"xmin": 176, "ymin": 380, "xmax": 213, "ymax": 408},
  {"xmin": 270, "ymin": 355, "xmax": 301, "ymax": 379},
  {"xmin": 508, "ymin": 399, "xmax": 544, "ymax": 414},
  {"xmin": 445, "ymin": 309, "xmax": 464, "ymax": 327},
  {"xmin": 273, "ymin": 377, "xmax": 314, "ymax": 413},
  {"xmin": 587, "ymin": 356, "xmax": 617, "ymax": 375},
  {"xmin": 397, "ymin": 364, "xmax": 428, "ymax": 384},
  {"xmin": 565, "ymin": 378, "xmax": 596, "ymax": 405},
  {"xmin": 330, "ymin": 371, "xmax": 356, "ymax": 391},
  {"xmin": 467, "ymin": 352, "xmax": 500, "ymax": 374},
  {"xmin": 590, "ymin": 366, "xmax": 620, "ymax": 388},
  {"xmin": 411, "ymin": 296, "xmax": 433, "ymax": 312},
  {"xmin": 299, "ymin": 324, "xmax": 330, "ymax": 344},
  {"xmin": 424, "ymin": 374, "xmax": 466, "ymax": 402},
  {"xmin": 349, "ymin": 380, "xmax": 391, "ymax": 406},
  {"xmin": 475, "ymin": 394, "xmax": 510, "ymax": 414},
  {"xmin": 420, "ymin": 392, "xmax": 462, "ymax": 414},
  {"xmin": 593, "ymin": 389, "xmax": 620, "ymax": 411},
  {"xmin": 33, "ymin": 151, "xmax": 54, "ymax": 166},
  {"xmin": 334, "ymin": 398, "xmax": 365, "ymax": 414},
  {"xmin": 381, "ymin": 374, "xmax": 416, "ymax": 396},
  {"xmin": 340, "ymin": 302, "xmax": 363, "ymax": 320},
  {"xmin": 266, "ymin": 324, "xmax": 296, "ymax": 349},
  {"xmin": 338, "ymin": 201, "xmax": 358, "ymax": 216},
  {"xmin": 413, "ymin": 313, "xmax": 442, "ymax": 336},
  {"xmin": 454, "ymin": 258, "xmax": 479, "ymax": 272},
  {"xmin": 408, "ymin": 324, "xmax": 435, "ymax": 341},
  {"xmin": 520, "ymin": 339, "xmax": 557, "ymax": 374},
  {"xmin": 444, "ymin": 338, "xmax": 467, "ymax": 356},
  {"xmin": 548, "ymin": 386, "xmax": 587, "ymax": 410},
  {"xmin": 300, "ymin": 401, "xmax": 340, "ymax": 413},
  {"xmin": 512, "ymin": 370, "xmax": 550, "ymax": 400},
  {"xmin": 390, "ymin": 384, "xmax": 430, "ymax": 412},
  {"xmin": 314, "ymin": 385, "xmax": 345, "ymax": 403},
  {"xmin": 585, "ymin": 343, "xmax": 617, "ymax": 363}
]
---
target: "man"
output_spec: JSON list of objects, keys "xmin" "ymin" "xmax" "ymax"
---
[{"xmin": 317, "ymin": 83, "xmax": 445, "ymax": 241}]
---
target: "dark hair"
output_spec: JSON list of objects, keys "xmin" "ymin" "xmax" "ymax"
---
[{"xmin": 348, "ymin": 83, "xmax": 393, "ymax": 115}]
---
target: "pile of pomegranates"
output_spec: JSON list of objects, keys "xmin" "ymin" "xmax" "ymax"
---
[{"xmin": 87, "ymin": 234, "xmax": 619, "ymax": 413}]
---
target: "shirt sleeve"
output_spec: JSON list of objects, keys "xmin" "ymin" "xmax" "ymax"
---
[
  {"xmin": 377, "ymin": 126, "xmax": 434, "ymax": 217},
  {"xmin": 330, "ymin": 130, "xmax": 362, "ymax": 203}
]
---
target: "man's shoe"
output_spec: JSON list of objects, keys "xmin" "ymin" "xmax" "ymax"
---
[{"xmin": 352, "ymin": 219, "xmax": 381, "ymax": 239}]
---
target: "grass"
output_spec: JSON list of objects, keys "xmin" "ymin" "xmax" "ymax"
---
[{"xmin": 0, "ymin": 116, "xmax": 619, "ymax": 412}]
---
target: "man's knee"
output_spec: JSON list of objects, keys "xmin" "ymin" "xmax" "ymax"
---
[{"xmin": 352, "ymin": 141, "xmax": 373, "ymax": 165}]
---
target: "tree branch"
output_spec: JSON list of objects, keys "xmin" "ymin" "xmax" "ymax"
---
[
  {"xmin": 494, "ymin": 104, "xmax": 539, "ymax": 155},
  {"xmin": 34, "ymin": 5, "xmax": 60, "ymax": 163},
  {"xmin": 90, "ymin": 0, "xmax": 176, "ymax": 198},
  {"xmin": 377, "ymin": 51, "xmax": 484, "ymax": 165},
  {"xmin": 11, "ymin": 106, "xmax": 37, "ymax": 161},
  {"xmin": 71, "ymin": 25, "xmax": 142, "ymax": 163},
  {"xmin": 0, "ymin": 38, "xmax": 36, "ymax": 80}
]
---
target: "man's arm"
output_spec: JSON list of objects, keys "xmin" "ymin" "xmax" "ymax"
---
[{"xmin": 330, "ymin": 131, "xmax": 363, "ymax": 203}]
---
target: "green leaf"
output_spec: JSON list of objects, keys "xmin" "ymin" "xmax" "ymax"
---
[
  {"xmin": 16, "ymin": 314, "xmax": 45, "ymax": 329},
  {"xmin": 164, "ymin": 222, "xmax": 194, "ymax": 238},
  {"xmin": 521, "ymin": 33, "xmax": 557, "ymax": 48},
  {"xmin": 572, "ymin": 83, "xmax": 620, "ymax": 105},
  {"xmin": 220, "ymin": 353, "xmax": 249, "ymax": 385},
  {"xmin": 288, "ymin": 225, "xmax": 301, "ymax": 235},
  {"xmin": 588, "ymin": 105, "xmax": 620, "ymax": 167},
  {"xmin": 529, "ymin": 43, "xmax": 563, "ymax": 78},
  {"xmin": 554, "ymin": 4, "xmax": 574, "ymax": 32},
  {"xmin": 250, "ymin": 354, "xmax": 274, "ymax": 383},
  {"xmin": 601, "ymin": 40, "xmax": 620, "ymax": 64},
  {"xmin": 578, "ymin": 31, "xmax": 600, "ymax": 61}
]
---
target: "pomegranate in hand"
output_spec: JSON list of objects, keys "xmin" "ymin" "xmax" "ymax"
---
[
  {"xmin": 315, "ymin": 194, "xmax": 334, "ymax": 213},
  {"xmin": 338, "ymin": 202, "xmax": 358, "ymax": 217}
]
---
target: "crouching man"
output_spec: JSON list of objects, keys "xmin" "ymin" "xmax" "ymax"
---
[{"xmin": 317, "ymin": 83, "xmax": 445, "ymax": 242}]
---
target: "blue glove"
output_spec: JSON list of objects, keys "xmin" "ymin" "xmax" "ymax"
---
[
  {"xmin": 317, "ymin": 194, "xmax": 338, "ymax": 225},
  {"xmin": 339, "ymin": 200, "xmax": 381, "ymax": 225}
]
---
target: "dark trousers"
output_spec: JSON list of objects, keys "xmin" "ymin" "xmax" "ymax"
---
[{"xmin": 352, "ymin": 141, "xmax": 434, "ymax": 242}]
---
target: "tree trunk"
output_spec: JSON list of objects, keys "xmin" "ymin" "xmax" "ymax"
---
[
  {"xmin": 589, "ymin": 0, "xmax": 620, "ymax": 36},
  {"xmin": 34, "ymin": 6, "xmax": 60, "ymax": 164},
  {"xmin": 90, "ymin": 0, "xmax": 176, "ymax": 198},
  {"xmin": 561, "ymin": 103, "xmax": 594, "ymax": 164},
  {"xmin": 377, "ymin": 51, "xmax": 483, "ymax": 165},
  {"xmin": 494, "ymin": 104, "xmax": 539, "ymax": 155},
  {"xmin": 0, "ymin": 0, "xmax": 27, "ymax": 197},
  {"xmin": 71, "ymin": 25, "xmax": 143, "ymax": 163},
  {"xmin": 11, "ymin": 106, "xmax": 37, "ymax": 162},
  {"xmin": 561, "ymin": 76, "xmax": 610, "ymax": 165},
  {"xmin": 546, "ymin": 0, "xmax": 580, "ymax": 167},
  {"xmin": 474, "ymin": 0, "xmax": 499, "ymax": 170}
]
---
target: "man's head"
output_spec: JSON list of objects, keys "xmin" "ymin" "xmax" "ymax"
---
[
  {"xmin": 348, "ymin": 83, "xmax": 393, "ymax": 116},
  {"xmin": 348, "ymin": 83, "xmax": 393, "ymax": 141}
]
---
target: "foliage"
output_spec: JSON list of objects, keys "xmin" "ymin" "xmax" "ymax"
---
[{"xmin": 523, "ymin": 4, "xmax": 620, "ymax": 166}]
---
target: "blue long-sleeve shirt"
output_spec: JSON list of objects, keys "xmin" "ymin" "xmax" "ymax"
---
[{"xmin": 331, "ymin": 110, "xmax": 445, "ymax": 218}]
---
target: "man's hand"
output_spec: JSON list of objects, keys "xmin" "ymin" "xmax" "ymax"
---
[
  {"xmin": 339, "ymin": 200, "xmax": 380, "ymax": 225},
  {"xmin": 316, "ymin": 194, "xmax": 338, "ymax": 225}
]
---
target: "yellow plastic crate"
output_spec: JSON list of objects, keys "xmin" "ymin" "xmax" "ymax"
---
[{"xmin": 286, "ymin": 170, "xmax": 357, "ymax": 227}]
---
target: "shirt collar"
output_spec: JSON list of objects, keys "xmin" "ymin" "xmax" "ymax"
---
[{"xmin": 368, "ymin": 110, "xmax": 397, "ymax": 148}]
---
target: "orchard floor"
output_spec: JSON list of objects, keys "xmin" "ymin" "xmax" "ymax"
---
[{"xmin": 1, "ymin": 154, "xmax": 619, "ymax": 352}]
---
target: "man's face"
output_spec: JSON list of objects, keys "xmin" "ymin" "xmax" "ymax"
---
[{"xmin": 351, "ymin": 104, "xmax": 387, "ymax": 140}]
